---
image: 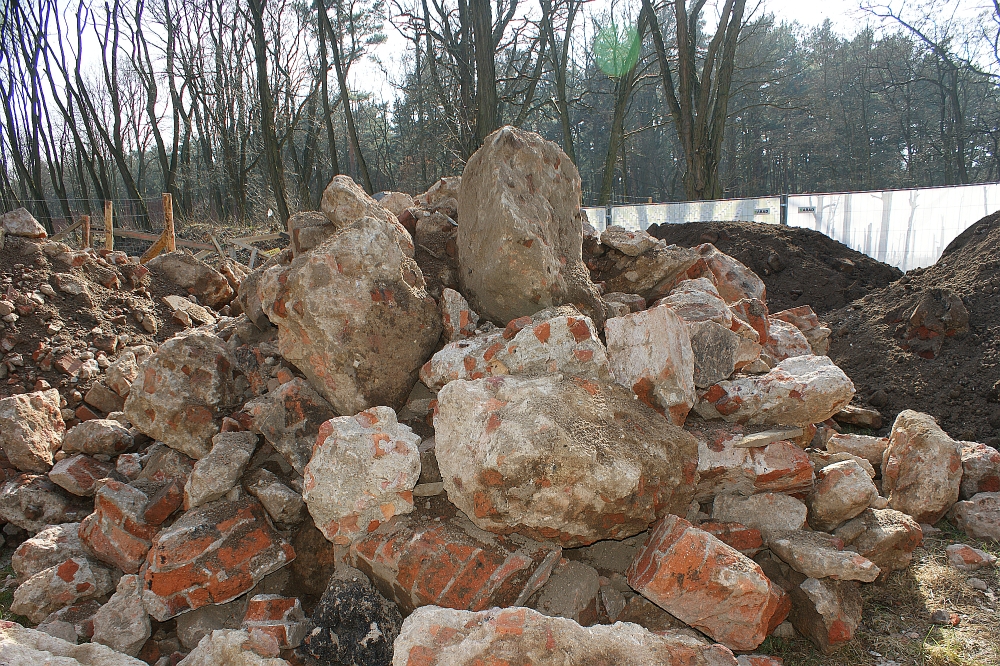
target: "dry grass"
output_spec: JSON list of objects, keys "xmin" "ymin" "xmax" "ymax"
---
[{"xmin": 761, "ymin": 521, "xmax": 1000, "ymax": 666}]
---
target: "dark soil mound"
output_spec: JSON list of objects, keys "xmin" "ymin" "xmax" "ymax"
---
[
  {"xmin": 826, "ymin": 211, "xmax": 1000, "ymax": 444},
  {"xmin": 0, "ymin": 235, "xmax": 186, "ymax": 404},
  {"xmin": 646, "ymin": 221, "xmax": 902, "ymax": 314}
]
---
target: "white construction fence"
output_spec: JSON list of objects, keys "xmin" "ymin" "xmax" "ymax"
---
[{"xmin": 586, "ymin": 182, "xmax": 1000, "ymax": 272}]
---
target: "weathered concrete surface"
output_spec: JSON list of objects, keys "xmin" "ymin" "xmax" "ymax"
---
[
  {"xmin": 320, "ymin": 174, "xmax": 414, "ymax": 257},
  {"xmin": 605, "ymin": 305, "xmax": 696, "ymax": 424},
  {"xmin": 11, "ymin": 557, "xmax": 115, "ymax": 623},
  {"xmin": 457, "ymin": 126, "xmax": 604, "ymax": 326},
  {"xmin": 960, "ymin": 441, "xmax": 1000, "ymax": 500},
  {"xmin": 764, "ymin": 318, "xmax": 812, "ymax": 362},
  {"xmin": 626, "ymin": 515, "xmax": 788, "ymax": 651},
  {"xmin": 391, "ymin": 605, "xmax": 741, "ymax": 666},
  {"xmin": 435, "ymin": 374, "xmax": 698, "ymax": 546},
  {"xmin": 695, "ymin": 244, "xmax": 766, "ymax": 304},
  {"xmin": 771, "ymin": 305, "xmax": 831, "ymax": 356},
  {"xmin": 711, "ymin": 493, "xmax": 808, "ymax": 540},
  {"xmin": 147, "ymin": 251, "xmax": 234, "ymax": 309},
  {"xmin": 948, "ymin": 492, "xmax": 1000, "ymax": 540},
  {"xmin": 243, "ymin": 378, "xmax": 336, "ymax": 475},
  {"xmin": 0, "ymin": 389, "xmax": 64, "ymax": 472},
  {"xmin": 1, "ymin": 208, "xmax": 47, "ymax": 237},
  {"xmin": 882, "ymin": 410, "xmax": 962, "ymax": 524},
  {"xmin": 806, "ymin": 459, "xmax": 879, "ymax": 532},
  {"xmin": 183, "ymin": 432, "xmax": 258, "ymax": 509},
  {"xmin": 768, "ymin": 530, "xmax": 880, "ymax": 582},
  {"xmin": 259, "ymin": 215, "xmax": 441, "ymax": 414},
  {"xmin": 91, "ymin": 574, "xmax": 150, "ymax": 656},
  {"xmin": 694, "ymin": 355, "xmax": 855, "ymax": 427},
  {"xmin": 826, "ymin": 433, "xmax": 889, "ymax": 472},
  {"xmin": 833, "ymin": 509, "xmax": 923, "ymax": 577},
  {"xmin": 0, "ymin": 620, "xmax": 146, "ymax": 665},
  {"xmin": 421, "ymin": 307, "xmax": 610, "ymax": 390},
  {"xmin": 303, "ymin": 406, "xmax": 420, "ymax": 545},
  {"xmin": 124, "ymin": 331, "xmax": 239, "ymax": 460}
]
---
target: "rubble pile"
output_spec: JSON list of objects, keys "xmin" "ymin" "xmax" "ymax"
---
[{"xmin": 0, "ymin": 126, "xmax": 997, "ymax": 666}]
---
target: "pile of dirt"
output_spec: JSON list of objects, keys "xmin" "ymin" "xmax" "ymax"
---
[
  {"xmin": 826, "ymin": 211, "xmax": 1000, "ymax": 444},
  {"xmin": 0, "ymin": 234, "xmax": 187, "ymax": 405},
  {"xmin": 646, "ymin": 221, "xmax": 902, "ymax": 314}
]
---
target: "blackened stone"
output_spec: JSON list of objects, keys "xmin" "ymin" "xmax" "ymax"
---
[{"xmin": 297, "ymin": 565, "xmax": 402, "ymax": 666}]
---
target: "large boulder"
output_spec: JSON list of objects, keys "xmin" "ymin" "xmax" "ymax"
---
[
  {"xmin": 882, "ymin": 410, "xmax": 962, "ymax": 524},
  {"xmin": 124, "ymin": 331, "xmax": 239, "ymax": 460},
  {"xmin": 259, "ymin": 215, "xmax": 441, "ymax": 414},
  {"xmin": 806, "ymin": 459, "xmax": 879, "ymax": 532},
  {"xmin": 1, "ymin": 208, "xmax": 47, "ymax": 237},
  {"xmin": 694, "ymin": 355, "xmax": 855, "ymax": 427},
  {"xmin": 456, "ymin": 126, "xmax": 604, "ymax": 326},
  {"xmin": 626, "ymin": 515, "xmax": 789, "ymax": 651},
  {"xmin": 303, "ymin": 406, "xmax": 421, "ymax": 545},
  {"xmin": 392, "ymin": 606, "xmax": 741, "ymax": 666},
  {"xmin": 435, "ymin": 374, "xmax": 698, "ymax": 546},
  {"xmin": 0, "ymin": 389, "xmax": 64, "ymax": 473},
  {"xmin": 147, "ymin": 250, "xmax": 234, "ymax": 309},
  {"xmin": 605, "ymin": 305, "xmax": 696, "ymax": 425}
]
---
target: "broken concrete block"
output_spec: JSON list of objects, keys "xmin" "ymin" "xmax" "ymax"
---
[
  {"xmin": 695, "ymin": 244, "xmax": 765, "ymax": 304},
  {"xmin": 605, "ymin": 305, "xmax": 696, "ymax": 423},
  {"xmin": 768, "ymin": 530, "xmax": 880, "ymax": 582},
  {"xmin": 245, "ymin": 468, "xmax": 305, "ymax": 526},
  {"xmin": 833, "ymin": 508, "xmax": 922, "ymax": 577},
  {"xmin": 259, "ymin": 215, "xmax": 441, "ymax": 414},
  {"xmin": 0, "ymin": 474, "xmax": 85, "ymax": 532},
  {"xmin": 12, "ymin": 523, "xmax": 86, "ymax": 582},
  {"xmin": 91, "ymin": 574, "xmax": 151, "ymax": 656},
  {"xmin": 0, "ymin": 621, "xmax": 146, "ymax": 665},
  {"xmin": 147, "ymin": 250, "xmax": 234, "ymax": 309},
  {"xmin": 349, "ymin": 512, "xmax": 561, "ymax": 614},
  {"xmin": 421, "ymin": 307, "xmax": 610, "ymax": 390},
  {"xmin": 244, "ymin": 377, "xmax": 336, "ymax": 475},
  {"xmin": 11, "ymin": 557, "xmax": 115, "ymax": 623},
  {"xmin": 392, "ymin": 605, "xmax": 742, "ymax": 665},
  {"xmin": 142, "ymin": 497, "xmax": 295, "ymax": 621},
  {"xmin": 687, "ymin": 320, "xmax": 761, "ymax": 389},
  {"xmin": 626, "ymin": 515, "xmax": 789, "ymax": 651},
  {"xmin": 882, "ymin": 410, "xmax": 962, "ymax": 524},
  {"xmin": 79, "ymin": 479, "xmax": 157, "ymax": 574},
  {"xmin": 806, "ymin": 459, "xmax": 879, "ymax": 532},
  {"xmin": 764, "ymin": 318, "xmax": 811, "ymax": 362},
  {"xmin": 531, "ymin": 560, "xmax": 601, "ymax": 626},
  {"xmin": 456, "ymin": 126, "xmax": 604, "ymax": 326},
  {"xmin": 303, "ymin": 406, "xmax": 420, "ymax": 545},
  {"xmin": 960, "ymin": 441, "xmax": 1000, "ymax": 500},
  {"xmin": 771, "ymin": 305, "xmax": 831, "ymax": 355},
  {"xmin": 0, "ymin": 389, "xmax": 64, "ymax": 473},
  {"xmin": 435, "ymin": 374, "xmax": 698, "ymax": 546},
  {"xmin": 695, "ymin": 355, "xmax": 854, "ymax": 427},
  {"xmin": 2, "ymin": 207, "xmax": 47, "ymax": 237},
  {"xmin": 711, "ymin": 493, "xmax": 808, "ymax": 540},
  {"xmin": 49, "ymin": 455, "xmax": 117, "ymax": 496},
  {"xmin": 826, "ymin": 433, "xmax": 889, "ymax": 472},
  {"xmin": 948, "ymin": 492, "xmax": 1000, "ymax": 540},
  {"xmin": 184, "ymin": 431, "xmax": 258, "ymax": 509},
  {"xmin": 62, "ymin": 418, "xmax": 133, "ymax": 456},
  {"xmin": 439, "ymin": 287, "xmax": 479, "ymax": 341},
  {"xmin": 242, "ymin": 595, "xmax": 309, "ymax": 649},
  {"xmin": 124, "ymin": 330, "xmax": 239, "ymax": 460}
]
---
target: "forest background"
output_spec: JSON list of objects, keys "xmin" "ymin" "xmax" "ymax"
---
[{"xmin": 3, "ymin": 0, "xmax": 1000, "ymax": 232}]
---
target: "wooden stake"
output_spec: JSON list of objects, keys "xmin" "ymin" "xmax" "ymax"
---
[
  {"xmin": 163, "ymin": 193, "xmax": 175, "ymax": 252},
  {"xmin": 81, "ymin": 215, "xmax": 90, "ymax": 248},
  {"xmin": 104, "ymin": 200, "xmax": 114, "ymax": 251}
]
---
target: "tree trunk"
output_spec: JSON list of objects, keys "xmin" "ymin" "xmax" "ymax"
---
[
  {"xmin": 248, "ymin": 0, "xmax": 291, "ymax": 225},
  {"xmin": 470, "ymin": 0, "xmax": 498, "ymax": 148}
]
